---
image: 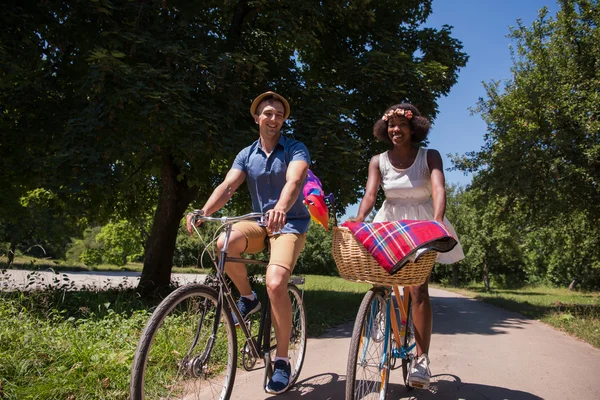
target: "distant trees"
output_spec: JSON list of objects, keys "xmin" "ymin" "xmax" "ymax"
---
[{"xmin": 451, "ymin": 0, "xmax": 600, "ymax": 289}]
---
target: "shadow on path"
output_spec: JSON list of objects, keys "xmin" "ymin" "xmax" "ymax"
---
[
  {"xmin": 431, "ymin": 296, "xmax": 531, "ymax": 336},
  {"xmin": 395, "ymin": 373, "xmax": 544, "ymax": 400},
  {"xmin": 247, "ymin": 372, "xmax": 543, "ymax": 400}
]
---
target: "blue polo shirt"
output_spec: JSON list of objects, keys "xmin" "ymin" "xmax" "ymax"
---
[{"xmin": 232, "ymin": 135, "xmax": 311, "ymax": 234}]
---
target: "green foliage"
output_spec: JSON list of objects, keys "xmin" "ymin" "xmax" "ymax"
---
[
  {"xmin": 68, "ymin": 227, "xmax": 101, "ymax": 266},
  {"xmin": 173, "ymin": 230, "xmax": 202, "ymax": 269},
  {"xmin": 69, "ymin": 221, "xmax": 146, "ymax": 268},
  {"xmin": 80, "ymin": 248, "xmax": 104, "ymax": 267},
  {"xmin": 0, "ymin": 188, "xmax": 79, "ymax": 261},
  {"xmin": 96, "ymin": 221, "xmax": 145, "ymax": 266},
  {"xmin": 522, "ymin": 211, "xmax": 600, "ymax": 289},
  {"xmin": 451, "ymin": 0, "xmax": 600, "ymax": 289},
  {"xmin": 296, "ymin": 222, "xmax": 337, "ymax": 276},
  {"xmin": 2, "ymin": 0, "xmax": 467, "ymax": 291}
]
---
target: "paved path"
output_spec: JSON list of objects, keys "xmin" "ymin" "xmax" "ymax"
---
[
  {"xmin": 0, "ymin": 268, "xmax": 206, "ymax": 291},
  {"xmin": 229, "ymin": 288, "xmax": 600, "ymax": 400}
]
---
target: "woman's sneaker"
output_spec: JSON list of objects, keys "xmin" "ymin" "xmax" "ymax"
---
[
  {"xmin": 232, "ymin": 292, "xmax": 261, "ymax": 325},
  {"xmin": 408, "ymin": 353, "xmax": 431, "ymax": 389},
  {"xmin": 265, "ymin": 360, "xmax": 292, "ymax": 394}
]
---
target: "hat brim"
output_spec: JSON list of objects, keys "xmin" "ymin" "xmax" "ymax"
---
[{"xmin": 250, "ymin": 91, "xmax": 291, "ymax": 120}]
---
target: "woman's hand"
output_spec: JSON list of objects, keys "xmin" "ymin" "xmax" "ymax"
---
[{"xmin": 346, "ymin": 216, "xmax": 364, "ymax": 223}]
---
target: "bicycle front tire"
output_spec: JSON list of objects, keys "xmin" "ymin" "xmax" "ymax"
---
[
  {"xmin": 130, "ymin": 284, "xmax": 237, "ymax": 400},
  {"xmin": 346, "ymin": 287, "xmax": 391, "ymax": 400}
]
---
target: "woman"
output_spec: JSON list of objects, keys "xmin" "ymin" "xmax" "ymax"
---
[{"xmin": 354, "ymin": 103, "xmax": 464, "ymax": 389}]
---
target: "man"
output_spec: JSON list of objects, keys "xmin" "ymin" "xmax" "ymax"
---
[{"xmin": 186, "ymin": 91, "xmax": 310, "ymax": 394}]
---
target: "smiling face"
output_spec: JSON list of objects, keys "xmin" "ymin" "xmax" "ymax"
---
[
  {"xmin": 254, "ymin": 99, "xmax": 285, "ymax": 139},
  {"xmin": 387, "ymin": 115, "xmax": 413, "ymax": 146}
]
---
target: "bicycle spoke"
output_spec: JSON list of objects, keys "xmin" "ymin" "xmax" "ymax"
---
[{"xmin": 131, "ymin": 285, "xmax": 237, "ymax": 400}]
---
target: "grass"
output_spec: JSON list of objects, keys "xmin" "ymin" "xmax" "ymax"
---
[
  {"xmin": 0, "ymin": 273, "xmax": 370, "ymax": 399},
  {"xmin": 439, "ymin": 283, "xmax": 600, "ymax": 349}
]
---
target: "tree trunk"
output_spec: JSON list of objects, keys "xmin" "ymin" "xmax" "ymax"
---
[
  {"xmin": 6, "ymin": 241, "xmax": 16, "ymax": 267},
  {"xmin": 138, "ymin": 150, "xmax": 198, "ymax": 294},
  {"xmin": 452, "ymin": 264, "xmax": 459, "ymax": 287},
  {"xmin": 482, "ymin": 256, "xmax": 490, "ymax": 291}
]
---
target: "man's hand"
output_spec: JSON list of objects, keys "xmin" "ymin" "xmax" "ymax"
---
[
  {"xmin": 186, "ymin": 210, "xmax": 204, "ymax": 236},
  {"xmin": 266, "ymin": 208, "xmax": 287, "ymax": 233}
]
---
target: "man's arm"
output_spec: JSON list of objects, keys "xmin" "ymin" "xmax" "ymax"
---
[
  {"xmin": 268, "ymin": 160, "xmax": 309, "ymax": 232},
  {"xmin": 200, "ymin": 168, "xmax": 247, "ymax": 216},
  {"xmin": 186, "ymin": 168, "xmax": 246, "ymax": 235}
]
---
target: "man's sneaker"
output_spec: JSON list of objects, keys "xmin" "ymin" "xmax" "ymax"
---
[
  {"xmin": 232, "ymin": 292, "xmax": 261, "ymax": 325},
  {"xmin": 265, "ymin": 360, "xmax": 292, "ymax": 394},
  {"xmin": 408, "ymin": 353, "xmax": 431, "ymax": 389}
]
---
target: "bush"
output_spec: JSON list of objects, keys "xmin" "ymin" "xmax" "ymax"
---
[{"xmin": 296, "ymin": 223, "xmax": 338, "ymax": 276}]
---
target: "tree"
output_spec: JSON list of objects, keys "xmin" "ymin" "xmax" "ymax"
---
[
  {"xmin": 2, "ymin": 1, "xmax": 467, "ymax": 292},
  {"xmin": 452, "ymin": 0, "xmax": 600, "ymax": 288}
]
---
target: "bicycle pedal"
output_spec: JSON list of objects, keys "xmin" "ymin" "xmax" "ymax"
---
[{"xmin": 408, "ymin": 380, "xmax": 429, "ymax": 389}]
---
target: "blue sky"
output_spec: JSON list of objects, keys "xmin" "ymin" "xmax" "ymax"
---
[{"xmin": 342, "ymin": 0, "xmax": 560, "ymax": 219}]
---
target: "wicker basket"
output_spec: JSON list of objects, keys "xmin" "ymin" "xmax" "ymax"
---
[{"xmin": 331, "ymin": 226, "xmax": 437, "ymax": 286}]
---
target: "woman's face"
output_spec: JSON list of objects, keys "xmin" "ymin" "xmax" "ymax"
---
[{"xmin": 387, "ymin": 116, "xmax": 412, "ymax": 146}]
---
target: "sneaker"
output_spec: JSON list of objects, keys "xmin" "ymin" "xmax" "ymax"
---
[
  {"xmin": 232, "ymin": 292, "xmax": 261, "ymax": 325},
  {"xmin": 266, "ymin": 360, "xmax": 292, "ymax": 394},
  {"xmin": 408, "ymin": 353, "xmax": 431, "ymax": 389}
]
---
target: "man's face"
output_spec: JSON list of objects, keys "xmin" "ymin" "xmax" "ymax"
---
[{"xmin": 254, "ymin": 100, "xmax": 285, "ymax": 138}]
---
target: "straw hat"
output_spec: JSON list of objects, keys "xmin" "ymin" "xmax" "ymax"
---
[{"xmin": 249, "ymin": 91, "xmax": 291, "ymax": 119}]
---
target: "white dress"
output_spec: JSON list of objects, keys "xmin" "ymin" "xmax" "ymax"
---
[{"xmin": 372, "ymin": 148, "xmax": 465, "ymax": 264}]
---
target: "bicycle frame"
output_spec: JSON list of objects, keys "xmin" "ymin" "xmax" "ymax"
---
[
  {"xmin": 191, "ymin": 212, "xmax": 269, "ymax": 363},
  {"xmin": 376, "ymin": 286, "xmax": 415, "ymax": 364},
  {"xmin": 189, "ymin": 211, "xmax": 306, "ymax": 380}
]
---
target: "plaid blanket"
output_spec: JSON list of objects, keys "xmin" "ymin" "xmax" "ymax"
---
[{"xmin": 342, "ymin": 220, "xmax": 458, "ymax": 275}]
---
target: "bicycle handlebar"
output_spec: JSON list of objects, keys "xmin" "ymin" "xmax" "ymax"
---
[{"xmin": 189, "ymin": 210, "xmax": 267, "ymax": 226}]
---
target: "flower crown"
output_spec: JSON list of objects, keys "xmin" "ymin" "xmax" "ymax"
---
[{"xmin": 382, "ymin": 108, "xmax": 413, "ymax": 122}]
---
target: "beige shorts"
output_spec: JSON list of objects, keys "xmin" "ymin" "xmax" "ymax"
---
[{"xmin": 232, "ymin": 221, "xmax": 307, "ymax": 272}]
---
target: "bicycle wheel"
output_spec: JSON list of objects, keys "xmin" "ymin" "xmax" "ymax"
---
[
  {"xmin": 130, "ymin": 284, "xmax": 237, "ymax": 400},
  {"xmin": 400, "ymin": 294, "xmax": 417, "ymax": 387},
  {"xmin": 268, "ymin": 283, "xmax": 307, "ymax": 387},
  {"xmin": 346, "ymin": 288, "xmax": 391, "ymax": 400}
]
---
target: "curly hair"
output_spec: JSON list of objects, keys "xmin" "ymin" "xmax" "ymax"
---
[{"xmin": 373, "ymin": 103, "xmax": 431, "ymax": 145}]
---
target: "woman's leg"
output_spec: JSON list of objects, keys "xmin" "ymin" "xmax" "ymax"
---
[{"xmin": 409, "ymin": 281, "xmax": 432, "ymax": 356}]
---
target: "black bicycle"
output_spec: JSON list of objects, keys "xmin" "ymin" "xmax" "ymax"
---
[{"xmin": 130, "ymin": 212, "xmax": 307, "ymax": 399}]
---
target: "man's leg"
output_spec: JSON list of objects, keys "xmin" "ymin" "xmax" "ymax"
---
[
  {"xmin": 217, "ymin": 230, "xmax": 252, "ymax": 295},
  {"xmin": 265, "ymin": 233, "xmax": 305, "ymax": 393},
  {"xmin": 217, "ymin": 221, "xmax": 267, "ymax": 323},
  {"xmin": 266, "ymin": 264, "xmax": 292, "ymax": 358}
]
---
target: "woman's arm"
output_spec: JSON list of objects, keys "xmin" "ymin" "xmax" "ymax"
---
[
  {"xmin": 355, "ymin": 155, "xmax": 382, "ymax": 222},
  {"xmin": 427, "ymin": 149, "xmax": 446, "ymax": 223}
]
